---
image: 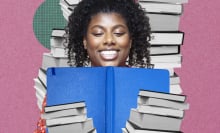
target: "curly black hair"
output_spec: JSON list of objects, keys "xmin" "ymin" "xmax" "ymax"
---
[{"xmin": 67, "ymin": 0, "xmax": 152, "ymax": 68}]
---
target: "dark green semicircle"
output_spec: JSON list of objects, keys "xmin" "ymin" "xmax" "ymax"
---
[{"xmin": 33, "ymin": 0, "xmax": 67, "ymax": 49}]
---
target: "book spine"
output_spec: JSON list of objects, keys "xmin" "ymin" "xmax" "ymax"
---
[{"xmin": 105, "ymin": 67, "xmax": 115, "ymax": 133}]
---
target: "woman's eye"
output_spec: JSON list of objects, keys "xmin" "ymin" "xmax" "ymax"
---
[
  {"xmin": 114, "ymin": 32, "xmax": 125, "ymax": 37},
  {"xmin": 92, "ymin": 33, "xmax": 103, "ymax": 37}
]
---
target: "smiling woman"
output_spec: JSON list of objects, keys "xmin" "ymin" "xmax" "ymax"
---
[
  {"xmin": 67, "ymin": 0, "xmax": 152, "ymax": 68},
  {"xmin": 84, "ymin": 13, "xmax": 131, "ymax": 67}
]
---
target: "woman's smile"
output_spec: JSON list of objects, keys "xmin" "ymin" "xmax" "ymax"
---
[{"xmin": 99, "ymin": 50, "xmax": 119, "ymax": 60}]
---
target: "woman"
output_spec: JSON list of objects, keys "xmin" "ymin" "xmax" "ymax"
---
[
  {"xmin": 35, "ymin": 0, "xmax": 152, "ymax": 132},
  {"xmin": 67, "ymin": 0, "xmax": 152, "ymax": 68}
]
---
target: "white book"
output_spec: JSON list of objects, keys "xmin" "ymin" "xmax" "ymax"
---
[
  {"xmin": 45, "ymin": 102, "xmax": 86, "ymax": 112},
  {"xmin": 51, "ymin": 29, "xmax": 66, "ymax": 37},
  {"xmin": 46, "ymin": 115, "xmax": 87, "ymax": 126},
  {"xmin": 60, "ymin": 1, "xmax": 75, "ymax": 10},
  {"xmin": 139, "ymin": 0, "xmax": 188, "ymax": 4},
  {"xmin": 34, "ymin": 86, "xmax": 46, "ymax": 100},
  {"xmin": 48, "ymin": 118, "xmax": 94, "ymax": 133},
  {"xmin": 35, "ymin": 90, "xmax": 44, "ymax": 106},
  {"xmin": 150, "ymin": 32, "xmax": 184, "ymax": 45},
  {"xmin": 139, "ymin": 2, "xmax": 183, "ymax": 14},
  {"xmin": 170, "ymin": 84, "xmax": 183, "ymax": 94},
  {"xmin": 125, "ymin": 121, "xmax": 180, "ymax": 133},
  {"xmin": 150, "ymin": 46, "xmax": 180, "ymax": 55},
  {"xmin": 129, "ymin": 109, "xmax": 182, "ymax": 131},
  {"xmin": 42, "ymin": 53, "xmax": 69, "ymax": 71},
  {"xmin": 51, "ymin": 46, "xmax": 68, "ymax": 58},
  {"xmin": 138, "ymin": 96, "xmax": 189, "ymax": 110},
  {"xmin": 62, "ymin": 11, "xmax": 69, "ymax": 21},
  {"xmin": 38, "ymin": 68, "xmax": 46, "ymax": 86},
  {"xmin": 59, "ymin": 0, "xmax": 71, "ymax": 9},
  {"xmin": 60, "ymin": 5, "xmax": 72, "ymax": 16},
  {"xmin": 139, "ymin": 89, "xmax": 186, "ymax": 102},
  {"xmin": 150, "ymin": 54, "xmax": 182, "ymax": 63},
  {"xmin": 153, "ymin": 62, "xmax": 181, "ymax": 69},
  {"xmin": 33, "ymin": 78, "xmax": 46, "ymax": 95},
  {"xmin": 42, "ymin": 107, "xmax": 87, "ymax": 119},
  {"xmin": 148, "ymin": 13, "xmax": 180, "ymax": 31},
  {"xmin": 137, "ymin": 105, "xmax": 184, "ymax": 118},
  {"xmin": 60, "ymin": 2, "xmax": 73, "ymax": 21},
  {"xmin": 64, "ymin": 0, "xmax": 81, "ymax": 6},
  {"xmin": 50, "ymin": 38, "xmax": 67, "ymax": 48},
  {"xmin": 59, "ymin": 0, "xmax": 69, "ymax": 9}
]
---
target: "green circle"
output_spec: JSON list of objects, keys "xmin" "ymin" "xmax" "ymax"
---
[{"xmin": 33, "ymin": 0, "xmax": 67, "ymax": 49}]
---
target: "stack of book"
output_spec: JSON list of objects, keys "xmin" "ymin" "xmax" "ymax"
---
[
  {"xmin": 34, "ymin": 28, "xmax": 70, "ymax": 111},
  {"xmin": 42, "ymin": 101, "xmax": 97, "ymax": 133},
  {"xmin": 139, "ymin": 0, "xmax": 188, "ymax": 94},
  {"xmin": 42, "ymin": 29, "xmax": 70, "ymax": 70},
  {"xmin": 123, "ymin": 90, "xmax": 189, "ymax": 133},
  {"xmin": 59, "ymin": 0, "xmax": 81, "ymax": 21},
  {"xmin": 50, "ymin": 29, "xmax": 68, "ymax": 58}
]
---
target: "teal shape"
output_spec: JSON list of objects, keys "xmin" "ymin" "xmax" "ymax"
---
[{"xmin": 33, "ymin": 0, "xmax": 67, "ymax": 49}]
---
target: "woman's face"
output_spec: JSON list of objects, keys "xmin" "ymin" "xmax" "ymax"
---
[{"xmin": 83, "ymin": 13, "xmax": 132, "ymax": 67}]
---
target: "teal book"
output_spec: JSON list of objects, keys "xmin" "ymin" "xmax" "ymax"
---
[{"xmin": 46, "ymin": 67, "xmax": 169, "ymax": 133}]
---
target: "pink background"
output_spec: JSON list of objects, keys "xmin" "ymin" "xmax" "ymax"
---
[{"xmin": 0, "ymin": 0, "xmax": 220, "ymax": 132}]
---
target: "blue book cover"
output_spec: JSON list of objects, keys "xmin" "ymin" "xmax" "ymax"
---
[{"xmin": 46, "ymin": 67, "xmax": 170, "ymax": 133}]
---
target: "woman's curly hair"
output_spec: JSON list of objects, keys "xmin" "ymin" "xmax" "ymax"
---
[{"xmin": 67, "ymin": 0, "xmax": 152, "ymax": 68}]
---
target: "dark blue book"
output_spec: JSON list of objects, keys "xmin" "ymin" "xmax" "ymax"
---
[{"xmin": 46, "ymin": 67, "xmax": 169, "ymax": 133}]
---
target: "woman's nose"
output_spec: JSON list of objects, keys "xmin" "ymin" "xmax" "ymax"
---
[{"xmin": 103, "ymin": 33, "xmax": 115, "ymax": 45}]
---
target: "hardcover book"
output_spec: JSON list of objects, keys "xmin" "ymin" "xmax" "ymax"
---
[
  {"xmin": 137, "ymin": 97, "xmax": 189, "ymax": 110},
  {"xmin": 150, "ymin": 32, "xmax": 184, "ymax": 45},
  {"xmin": 45, "ymin": 101, "xmax": 86, "ymax": 112},
  {"xmin": 136, "ymin": 105, "xmax": 184, "ymax": 118},
  {"xmin": 125, "ymin": 121, "xmax": 182, "ymax": 133},
  {"xmin": 34, "ymin": 78, "xmax": 46, "ymax": 96},
  {"xmin": 38, "ymin": 68, "xmax": 47, "ymax": 86},
  {"xmin": 42, "ymin": 107, "xmax": 86, "ymax": 119},
  {"xmin": 129, "ymin": 109, "xmax": 182, "ymax": 131},
  {"xmin": 42, "ymin": 53, "xmax": 69, "ymax": 70},
  {"xmin": 150, "ymin": 45, "xmax": 180, "ymax": 55},
  {"xmin": 51, "ymin": 29, "xmax": 66, "ymax": 38},
  {"xmin": 150, "ymin": 54, "xmax": 182, "ymax": 63},
  {"xmin": 46, "ymin": 67, "xmax": 170, "ymax": 133},
  {"xmin": 47, "ymin": 118, "xmax": 94, "ymax": 133},
  {"xmin": 138, "ymin": 89, "xmax": 186, "ymax": 102},
  {"xmin": 139, "ymin": 0, "xmax": 188, "ymax": 4},
  {"xmin": 64, "ymin": 0, "xmax": 81, "ymax": 6},
  {"xmin": 147, "ymin": 13, "xmax": 181, "ymax": 31},
  {"xmin": 50, "ymin": 46, "xmax": 68, "ymax": 58},
  {"xmin": 139, "ymin": 2, "xmax": 183, "ymax": 15}
]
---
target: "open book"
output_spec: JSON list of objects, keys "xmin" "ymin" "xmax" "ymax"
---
[{"xmin": 46, "ymin": 67, "xmax": 169, "ymax": 133}]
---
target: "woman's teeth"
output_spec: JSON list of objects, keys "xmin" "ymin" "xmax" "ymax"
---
[{"xmin": 100, "ymin": 50, "xmax": 118, "ymax": 60}]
